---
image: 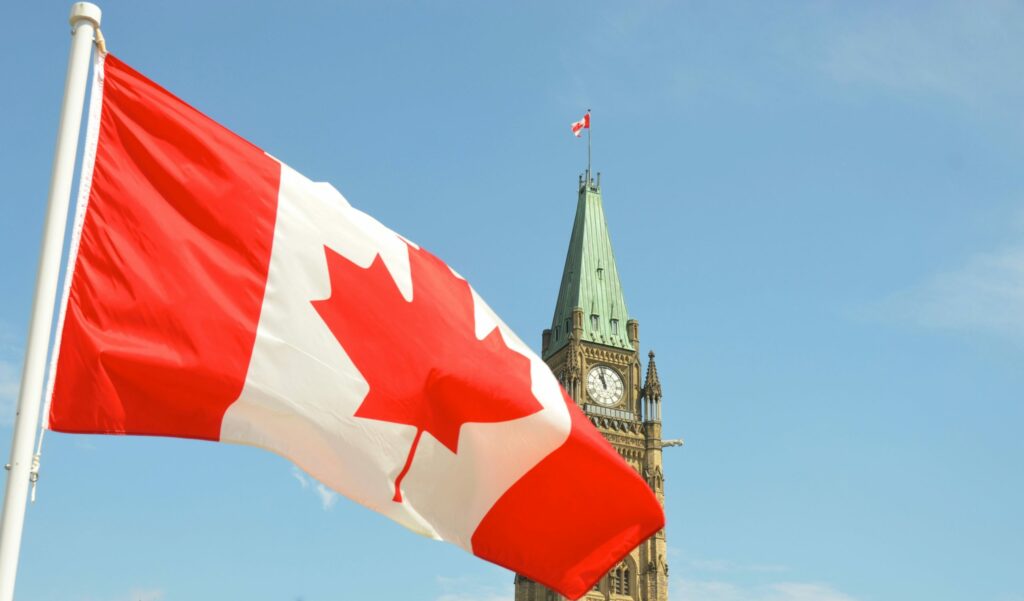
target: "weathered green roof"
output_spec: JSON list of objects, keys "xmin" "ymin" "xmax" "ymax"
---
[{"xmin": 545, "ymin": 177, "xmax": 633, "ymax": 359}]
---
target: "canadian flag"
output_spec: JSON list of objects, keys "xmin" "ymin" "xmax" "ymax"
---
[
  {"xmin": 45, "ymin": 54, "xmax": 663, "ymax": 599},
  {"xmin": 571, "ymin": 111, "xmax": 590, "ymax": 137}
]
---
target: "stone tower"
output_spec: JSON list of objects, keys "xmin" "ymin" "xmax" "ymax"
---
[{"xmin": 514, "ymin": 173, "xmax": 668, "ymax": 601}]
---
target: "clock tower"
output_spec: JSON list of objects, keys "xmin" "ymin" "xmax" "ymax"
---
[{"xmin": 514, "ymin": 172, "xmax": 669, "ymax": 601}]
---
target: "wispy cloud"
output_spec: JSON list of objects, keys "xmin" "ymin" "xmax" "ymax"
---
[
  {"xmin": 290, "ymin": 466, "xmax": 338, "ymax": 510},
  {"xmin": 0, "ymin": 359, "xmax": 20, "ymax": 425},
  {"xmin": 435, "ymin": 575, "xmax": 513, "ymax": 601},
  {"xmin": 673, "ymin": 549, "xmax": 856, "ymax": 601},
  {"xmin": 435, "ymin": 590, "xmax": 512, "ymax": 601},
  {"xmin": 125, "ymin": 589, "xmax": 165, "ymax": 601},
  {"xmin": 0, "ymin": 323, "xmax": 22, "ymax": 425},
  {"xmin": 823, "ymin": 0, "xmax": 1024, "ymax": 111},
  {"xmin": 684, "ymin": 557, "xmax": 788, "ymax": 574},
  {"xmin": 677, "ymin": 578, "xmax": 860, "ymax": 601},
  {"xmin": 883, "ymin": 246, "xmax": 1024, "ymax": 340},
  {"xmin": 78, "ymin": 588, "xmax": 166, "ymax": 601},
  {"xmin": 671, "ymin": 547, "xmax": 789, "ymax": 576}
]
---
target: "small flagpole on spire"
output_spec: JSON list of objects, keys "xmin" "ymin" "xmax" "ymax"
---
[
  {"xmin": 571, "ymin": 110, "xmax": 592, "ymax": 185},
  {"xmin": 587, "ymin": 109, "xmax": 592, "ymax": 186}
]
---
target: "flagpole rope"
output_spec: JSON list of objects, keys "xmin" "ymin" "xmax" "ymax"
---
[
  {"xmin": 28, "ymin": 429, "xmax": 43, "ymax": 504},
  {"xmin": 26, "ymin": 21, "xmax": 107, "ymax": 508},
  {"xmin": 94, "ymin": 27, "xmax": 107, "ymax": 55}
]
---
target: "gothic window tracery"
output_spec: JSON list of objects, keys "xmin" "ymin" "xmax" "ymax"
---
[{"xmin": 609, "ymin": 563, "xmax": 631, "ymax": 595}]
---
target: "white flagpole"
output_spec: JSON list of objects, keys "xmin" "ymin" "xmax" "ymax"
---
[{"xmin": 0, "ymin": 4, "xmax": 102, "ymax": 599}]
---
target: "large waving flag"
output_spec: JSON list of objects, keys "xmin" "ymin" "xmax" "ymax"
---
[{"xmin": 45, "ymin": 53, "xmax": 663, "ymax": 599}]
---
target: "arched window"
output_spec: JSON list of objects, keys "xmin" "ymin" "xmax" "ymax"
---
[{"xmin": 611, "ymin": 565, "xmax": 627, "ymax": 595}]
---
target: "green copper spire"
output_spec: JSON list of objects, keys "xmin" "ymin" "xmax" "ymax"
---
[{"xmin": 544, "ymin": 174, "xmax": 633, "ymax": 359}]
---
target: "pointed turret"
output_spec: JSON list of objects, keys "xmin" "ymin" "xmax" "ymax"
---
[
  {"xmin": 643, "ymin": 350, "xmax": 662, "ymax": 422},
  {"xmin": 543, "ymin": 174, "xmax": 632, "ymax": 360},
  {"xmin": 643, "ymin": 350, "xmax": 662, "ymax": 401}
]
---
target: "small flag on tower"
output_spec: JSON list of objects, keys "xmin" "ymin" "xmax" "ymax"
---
[{"xmin": 571, "ymin": 111, "xmax": 590, "ymax": 137}]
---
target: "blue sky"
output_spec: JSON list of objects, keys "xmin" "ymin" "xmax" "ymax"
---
[{"xmin": 2, "ymin": 2, "xmax": 1023, "ymax": 600}]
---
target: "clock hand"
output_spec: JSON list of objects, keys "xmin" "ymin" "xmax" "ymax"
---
[{"xmin": 600, "ymin": 372, "xmax": 607, "ymax": 389}]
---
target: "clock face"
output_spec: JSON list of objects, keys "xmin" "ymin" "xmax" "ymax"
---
[{"xmin": 587, "ymin": 365, "xmax": 624, "ymax": 406}]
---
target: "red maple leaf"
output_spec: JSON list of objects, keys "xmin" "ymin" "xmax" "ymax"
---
[{"xmin": 312, "ymin": 242, "xmax": 542, "ymax": 503}]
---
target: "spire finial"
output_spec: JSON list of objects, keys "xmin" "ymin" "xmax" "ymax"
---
[{"xmin": 643, "ymin": 350, "xmax": 662, "ymax": 402}]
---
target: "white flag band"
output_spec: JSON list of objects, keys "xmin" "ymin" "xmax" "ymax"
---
[{"xmin": 571, "ymin": 112, "xmax": 590, "ymax": 137}]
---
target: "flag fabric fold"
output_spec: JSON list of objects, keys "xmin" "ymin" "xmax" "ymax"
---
[
  {"xmin": 45, "ymin": 53, "xmax": 663, "ymax": 600},
  {"xmin": 571, "ymin": 111, "xmax": 590, "ymax": 137}
]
